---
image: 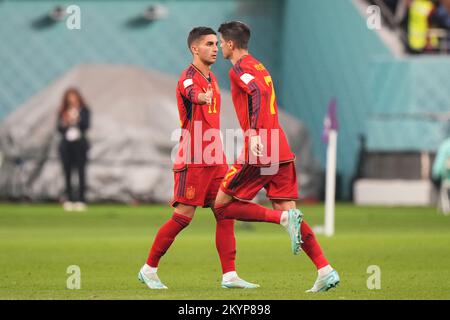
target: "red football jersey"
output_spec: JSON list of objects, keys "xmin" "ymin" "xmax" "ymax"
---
[
  {"xmin": 174, "ymin": 64, "xmax": 226, "ymax": 171},
  {"xmin": 229, "ymin": 55, "xmax": 295, "ymax": 166}
]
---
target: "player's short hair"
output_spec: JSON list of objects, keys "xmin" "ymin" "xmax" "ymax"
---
[
  {"xmin": 187, "ymin": 27, "xmax": 217, "ymax": 50},
  {"xmin": 218, "ymin": 21, "xmax": 251, "ymax": 49}
]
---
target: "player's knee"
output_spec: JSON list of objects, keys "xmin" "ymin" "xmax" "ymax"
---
[
  {"xmin": 212, "ymin": 207, "xmax": 225, "ymax": 221},
  {"xmin": 212, "ymin": 200, "xmax": 232, "ymax": 221},
  {"xmin": 176, "ymin": 211, "xmax": 195, "ymax": 219},
  {"xmin": 174, "ymin": 204, "xmax": 196, "ymax": 219},
  {"xmin": 272, "ymin": 200, "xmax": 295, "ymax": 211},
  {"xmin": 272, "ymin": 202, "xmax": 283, "ymax": 211},
  {"xmin": 214, "ymin": 190, "xmax": 233, "ymax": 207}
]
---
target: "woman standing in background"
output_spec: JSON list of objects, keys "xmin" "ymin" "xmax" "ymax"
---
[{"xmin": 57, "ymin": 88, "xmax": 90, "ymax": 211}]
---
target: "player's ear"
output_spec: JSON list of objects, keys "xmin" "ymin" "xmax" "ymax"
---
[{"xmin": 191, "ymin": 45, "xmax": 198, "ymax": 55}]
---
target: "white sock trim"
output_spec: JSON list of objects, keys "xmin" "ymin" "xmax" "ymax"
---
[
  {"xmin": 280, "ymin": 211, "xmax": 288, "ymax": 227},
  {"xmin": 222, "ymin": 271, "xmax": 238, "ymax": 282},
  {"xmin": 318, "ymin": 265, "xmax": 333, "ymax": 277},
  {"xmin": 143, "ymin": 264, "xmax": 158, "ymax": 274}
]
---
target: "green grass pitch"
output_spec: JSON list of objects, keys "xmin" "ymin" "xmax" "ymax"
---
[{"xmin": 0, "ymin": 203, "xmax": 449, "ymax": 300}]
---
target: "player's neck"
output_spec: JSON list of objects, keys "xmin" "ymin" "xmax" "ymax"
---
[
  {"xmin": 191, "ymin": 60, "xmax": 211, "ymax": 78},
  {"xmin": 231, "ymin": 50, "xmax": 249, "ymax": 65}
]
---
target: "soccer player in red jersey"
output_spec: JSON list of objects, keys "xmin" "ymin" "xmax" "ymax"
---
[
  {"xmin": 213, "ymin": 21, "xmax": 340, "ymax": 292},
  {"xmin": 138, "ymin": 27, "xmax": 258, "ymax": 289}
]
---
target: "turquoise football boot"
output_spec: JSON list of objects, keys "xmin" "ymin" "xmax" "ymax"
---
[
  {"xmin": 138, "ymin": 268, "xmax": 168, "ymax": 290},
  {"xmin": 286, "ymin": 208, "xmax": 303, "ymax": 255},
  {"xmin": 221, "ymin": 278, "xmax": 260, "ymax": 289},
  {"xmin": 306, "ymin": 269, "xmax": 340, "ymax": 293}
]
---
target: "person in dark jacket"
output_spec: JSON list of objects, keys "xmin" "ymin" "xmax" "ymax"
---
[{"xmin": 57, "ymin": 88, "xmax": 90, "ymax": 211}]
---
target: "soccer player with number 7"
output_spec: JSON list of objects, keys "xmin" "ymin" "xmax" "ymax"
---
[{"xmin": 214, "ymin": 21, "xmax": 340, "ymax": 292}]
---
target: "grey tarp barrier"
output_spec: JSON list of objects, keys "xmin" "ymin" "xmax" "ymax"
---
[{"xmin": 0, "ymin": 65, "xmax": 321, "ymax": 203}]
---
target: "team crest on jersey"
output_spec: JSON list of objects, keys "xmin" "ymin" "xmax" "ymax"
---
[{"xmin": 186, "ymin": 186, "xmax": 196, "ymax": 200}]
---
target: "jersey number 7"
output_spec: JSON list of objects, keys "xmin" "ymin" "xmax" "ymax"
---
[{"xmin": 264, "ymin": 76, "xmax": 277, "ymax": 115}]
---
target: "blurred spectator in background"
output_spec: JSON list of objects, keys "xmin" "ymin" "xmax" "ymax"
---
[
  {"xmin": 435, "ymin": 1, "xmax": 450, "ymax": 27},
  {"xmin": 57, "ymin": 88, "xmax": 90, "ymax": 211},
  {"xmin": 432, "ymin": 136, "xmax": 450, "ymax": 214},
  {"xmin": 434, "ymin": 0, "xmax": 450, "ymax": 50},
  {"xmin": 407, "ymin": 0, "xmax": 439, "ymax": 53}
]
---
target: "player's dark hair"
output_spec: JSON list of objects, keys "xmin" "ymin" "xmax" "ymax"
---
[
  {"xmin": 187, "ymin": 27, "xmax": 217, "ymax": 50},
  {"xmin": 218, "ymin": 21, "xmax": 251, "ymax": 49}
]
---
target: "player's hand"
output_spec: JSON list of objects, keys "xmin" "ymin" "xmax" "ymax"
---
[
  {"xmin": 204, "ymin": 84, "xmax": 213, "ymax": 105},
  {"xmin": 250, "ymin": 135, "xmax": 264, "ymax": 157},
  {"xmin": 199, "ymin": 84, "xmax": 213, "ymax": 105}
]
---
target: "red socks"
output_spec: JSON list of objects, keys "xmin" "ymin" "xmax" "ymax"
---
[
  {"xmin": 301, "ymin": 221, "xmax": 329, "ymax": 269},
  {"xmin": 146, "ymin": 213, "xmax": 192, "ymax": 267},
  {"xmin": 214, "ymin": 201, "xmax": 282, "ymax": 224},
  {"xmin": 147, "ymin": 212, "xmax": 237, "ymax": 274},
  {"xmin": 215, "ymin": 219, "xmax": 236, "ymax": 274},
  {"xmin": 214, "ymin": 200, "xmax": 330, "ymax": 271}
]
